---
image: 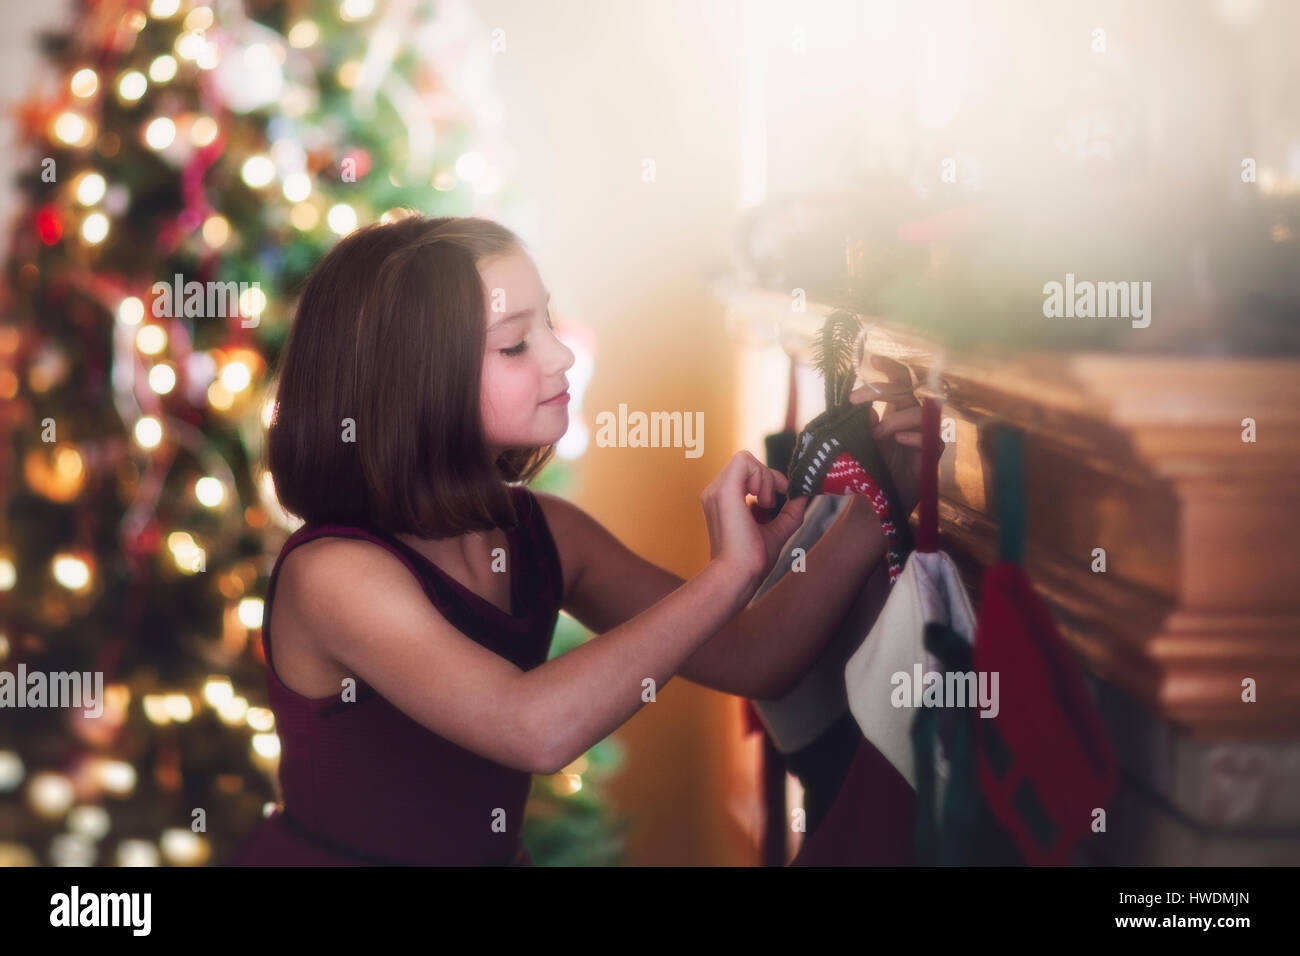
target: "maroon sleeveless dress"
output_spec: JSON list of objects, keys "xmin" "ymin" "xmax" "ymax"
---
[{"xmin": 230, "ymin": 484, "xmax": 562, "ymax": 866}]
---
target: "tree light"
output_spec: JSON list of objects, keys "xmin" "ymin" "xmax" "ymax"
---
[
  {"xmin": 237, "ymin": 597, "xmax": 264, "ymax": 629},
  {"xmin": 75, "ymin": 173, "xmax": 106, "ymax": 206},
  {"xmin": 80, "ymin": 212, "xmax": 109, "ymax": 244},
  {"xmin": 241, "ymin": 156, "xmax": 275, "ymax": 188},
  {"xmin": 70, "ymin": 69, "xmax": 98, "ymax": 98},
  {"xmin": 149, "ymin": 55, "xmax": 178, "ymax": 83},
  {"xmin": 195, "ymin": 476, "xmax": 225, "ymax": 507},
  {"xmin": 117, "ymin": 71, "xmax": 147, "ymax": 102},
  {"xmin": 134, "ymin": 416, "xmax": 163, "ymax": 449},
  {"xmin": 144, "ymin": 116, "xmax": 176, "ymax": 150}
]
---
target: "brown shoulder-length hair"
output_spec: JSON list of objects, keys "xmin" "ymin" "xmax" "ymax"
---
[{"xmin": 265, "ymin": 211, "xmax": 555, "ymax": 537}]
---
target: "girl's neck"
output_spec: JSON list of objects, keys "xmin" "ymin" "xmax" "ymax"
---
[{"xmin": 397, "ymin": 526, "xmax": 499, "ymax": 569}]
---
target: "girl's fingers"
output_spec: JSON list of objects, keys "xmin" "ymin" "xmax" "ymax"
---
[
  {"xmin": 756, "ymin": 465, "xmax": 774, "ymax": 508},
  {"xmin": 849, "ymin": 382, "xmax": 913, "ymax": 405},
  {"xmin": 872, "ymin": 405, "xmax": 924, "ymax": 438},
  {"xmin": 867, "ymin": 356, "xmax": 920, "ymax": 410},
  {"xmin": 870, "ymin": 354, "xmax": 914, "ymax": 386}
]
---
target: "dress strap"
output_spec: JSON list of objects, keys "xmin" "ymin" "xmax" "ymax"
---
[{"xmin": 508, "ymin": 485, "xmax": 565, "ymax": 612}]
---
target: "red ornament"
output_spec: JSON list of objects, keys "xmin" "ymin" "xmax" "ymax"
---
[{"xmin": 35, "ymin": 205, "xmax": 63, "ymax": 245}]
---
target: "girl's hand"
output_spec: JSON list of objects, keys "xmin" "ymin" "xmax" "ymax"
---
[
  {"xmin": 701, "ymin": 451, "xmax": 809, "ymax": 591},
  {"xmin": 848, "ymin": 354, "xmax": 941, "ymax": 516}
]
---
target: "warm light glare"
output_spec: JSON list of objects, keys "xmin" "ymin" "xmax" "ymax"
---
[
  {"xmin": 207, "ymin": 380, "xmax": 234, "ymax": 410},
  {"xmin": 190, "ymin": 115, "xmax": 219, "ymax": 147},
  {"xmin": 203, "ymin": 677, "xmax": 234, "ymax": 708},
  {"xmin": 28, "ymin": 773, "xmax": 74, "ymax": 818},
  {"xmin": 149, "ymin": 55, "xmax": 178, "ymax": 83},
  {"xmin": 96, "ymin": 759, "xmax": 137, "ymax": 795},
  {"xmin": 118, "ymin": 297, "xmax": 145, "ymax": 326},
  {"xmin": 282, "ymin": 171, "xmax": 311, "ymax": 202},
  {"xmin": 287, "ymin": 20, "xmax": 320, "ymax": 48},
  {"xmin": 144, "ymin": 116, "xmax": 176, "ymax": 150},
  {"xmin": 327, "ymin": 203, "xmax": 357, "ymax": 235},
  {"xmin": 68, "ymin": 805, "xmax": 111, "ymax": 840},
  {"xmin": 241, "ymin": 155, "xmax": 275, "ymax": 188},
  {"xmin": 176, "ymin": 31, "xmax": 207, "ymax": 62},
  {"xmin": 166, "ymin": 529, "xmax": 193, "ymax": 550},
  {"xmin": 160, "ymin": 828, "xmax": 207, "ymax": 864},
  {"xmin": 0, "ymin": 751, "xmax": 24, "ymax": 791},
  {"xmin": 116, "ymin": 840, "xmax": 159, "ymax": 866},
  {"xmin": 55, "ymin": 446, "xmax": 83, "ymax": 481},
  {"xmin": 336, "ymin": 60, "xmax": 362, "ymax": 89},
  {"xmin": 51, "ymin": 554, "xmax": 90, "ymax": 591},
  {"xmin": 135, "ymin": 324, "xmax": 166, "ymax": 355},
  {"xmin": 142, "ymin": 695, "xmax": 170, "ymax": 725},
  {"xmin": 455, "ymin": 151, "xmax": 487, "ymax": 183},
  {"xmin": 80, "ymin": 212, "xmax": 109, "ymax": 244},
  {"xmin": 183, "ymin": 6, "xmax": 214, "ymax": 32},
  {"xmin": 70, "ymin": 69, "xmax": 98, "ymax": 98},
  {"xmin": 196, "ymin": 39, "xmax": 221, "ymax": 72},
  {"xmin": 220, "ymin": 360, "xmax": 251, "ymax": 393},
  {"xmin": 117, "ymin": 71, "xmax": 147, "ymax": 102},
  {"xmin": 147, "ymin": 363, "xmax": 176, "ymax": 394},
  {"xmin": 237, "ymin": 596, "xmax": 264, "ymax": 629},
  {"xmin": 164, "ymin": 694, "xmax": 194, "ymax": 722},
  {"xmin": 238, "ymin": 287, "xmax": 266, "ymax": 323},
  {"xmin": 218, "ymin": 696, "xmax": 249, "ymax": 726},
  {"xmin": 290, "ymin": 202, "xmax": 319, "ymax": 230},
  {"xmin": 340, "ymin": 0, "xmax": 375, "ymax": 22},
  {"xmin": 75, "ymin": 173, "xmax": 106, "ymax": 206},
  {"xmin": 53, "ymin": 112, "xmax": 87, "ymax": 145},
  {"xmin": 134, "ymin": 416, "xmax": 163, "ymax": 449},
  {"xmin": 202, "ymin": 214, "xmax": 230, "ymax": 248},
  {"xmin": 195, "ymin": 476, "xmax": 225, "ymax": 507},
  {"xmin": 167, "ymin": 531, "xmax": 204, "ymax": 573}
]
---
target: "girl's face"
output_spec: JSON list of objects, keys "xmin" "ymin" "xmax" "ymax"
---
[{"xmin": 478, "ymin": 250, "xmax": 575, "ymax": 457}]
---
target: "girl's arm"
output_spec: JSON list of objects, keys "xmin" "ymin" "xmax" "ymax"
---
[
  {"xmin": 541, "ymin": 367, "xmax": 926, "ymax": 702},
  {"xmin": 522, "ymin": 556, "xmax": 757, "ymax": 773},
  {"xmin": 689, "ymin": 493, "xmax": 888, "ymax": 699},
  {"xmin": 538, "ymin": 491, "xmax": 888, "ymax": 701},
  {"xmin": 289, "ymin": 530, "xmax": 759, "ymax": 777}
]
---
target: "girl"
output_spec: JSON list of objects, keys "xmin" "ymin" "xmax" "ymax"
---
[{"xmin": 231, "ymin": 212, "xmax": 925, "ymax": 866}]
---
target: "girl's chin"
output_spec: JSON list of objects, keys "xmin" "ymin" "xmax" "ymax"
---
[{"xmin": 522, "ymin": 414, "xmax": 569, "ymax": 445}]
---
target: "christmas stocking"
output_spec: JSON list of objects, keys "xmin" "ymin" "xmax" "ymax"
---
[
  {"xmin": 973, "ymin": 561, "xmax": 1119, "ymax": 866},
  {"xmin": 912, "ymin": 620, "xmax": 1024, "ymax": 865},
  {"xmin": 844, "ymin": 548, "xmax": 976, "ymax": 789},
  {"xmin": 787, "ymin": 400, "xmax": 914, "ymax": 584},
  {"xmin": 788, "ymin": 731, "xmax": 916, "ymax": 867}
]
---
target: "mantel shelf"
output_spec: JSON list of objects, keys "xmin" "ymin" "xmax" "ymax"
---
[{"xmin": 720, "ymin": 284, "xmax": 1300, "ymax": 742}]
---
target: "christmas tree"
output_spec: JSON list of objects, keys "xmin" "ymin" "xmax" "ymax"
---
[{"xmin": 0, "ymin": 0, "xmax": 623, "ymax": 866}]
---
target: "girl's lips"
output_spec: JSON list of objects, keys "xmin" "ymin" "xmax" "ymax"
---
[{"xmin": 540, "ymin": 390, "xmax": 570, "ymax": 405}]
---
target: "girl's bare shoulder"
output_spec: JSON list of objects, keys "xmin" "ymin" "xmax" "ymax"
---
[{"xmin": 276, "ymin": 533, "xmax": 423, "ymax": 611}]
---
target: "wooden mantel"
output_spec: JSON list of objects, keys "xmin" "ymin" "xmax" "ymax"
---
[{"xmin": 720, "ymin": 286, "xmax": 1300, "ymax": 743}]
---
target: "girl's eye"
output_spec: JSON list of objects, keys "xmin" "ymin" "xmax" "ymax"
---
[{"xmin": 499, "ymin": 311, "xmax": 554, "ymax": 357}]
